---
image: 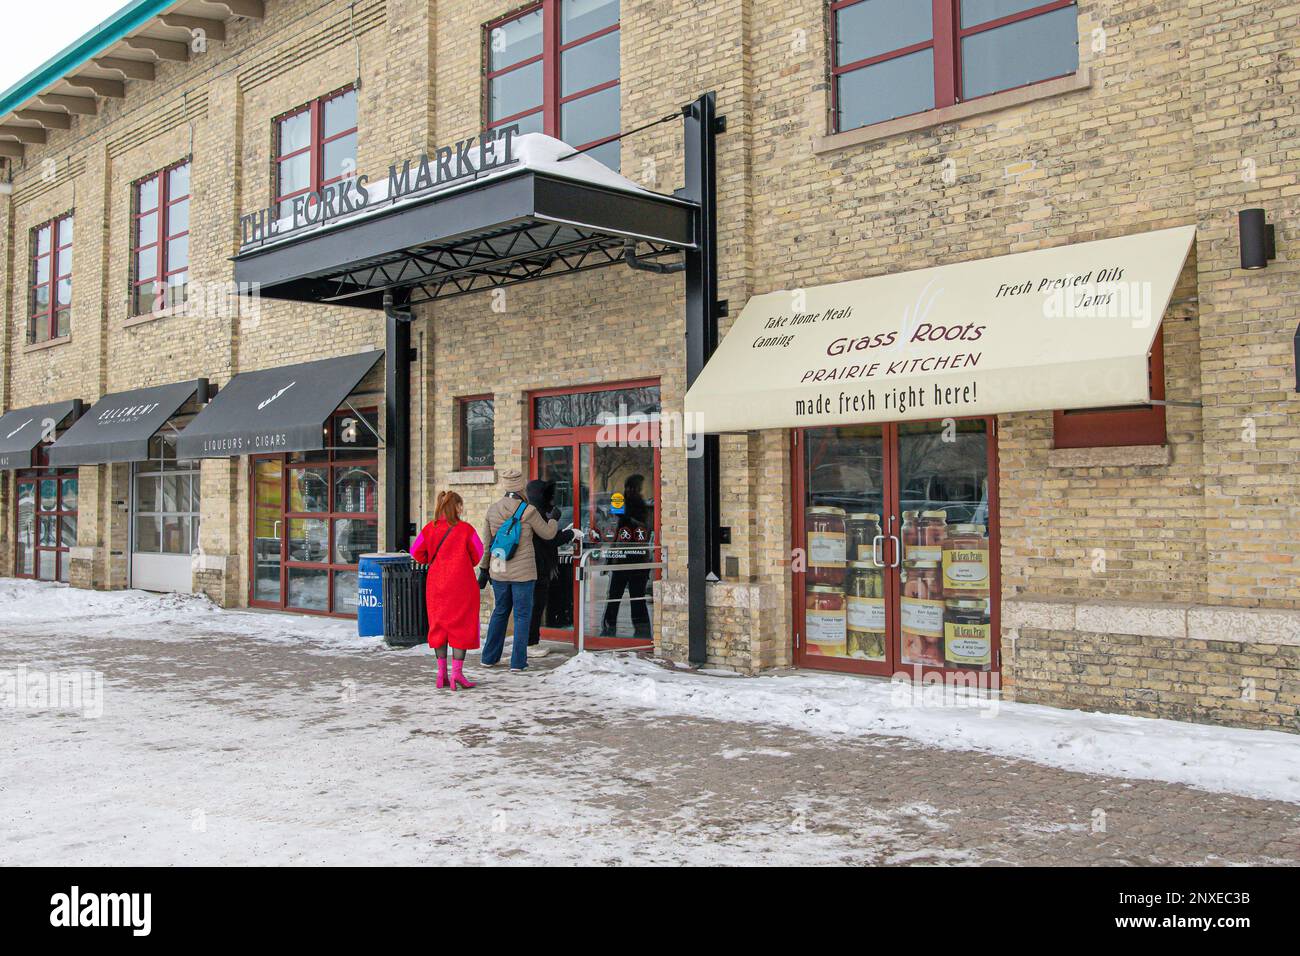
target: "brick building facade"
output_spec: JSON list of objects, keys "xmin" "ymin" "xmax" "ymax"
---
[{"xmin": 0, "ymin": 0, "xmax": 1296, "ymax": 731}]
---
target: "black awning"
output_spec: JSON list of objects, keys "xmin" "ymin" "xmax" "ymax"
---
[
  {"xmin": 47, "ymin": 380, "xmax": 206, "ymax": 467},
  {"xmin": 232, "ymin": 169, "xmax": 696, "ymax": 309},
  {"xmin": 0, "ymin": 400, "xmax": 83, "ymax": 469},
  {"xmin": 176, "ymin": 351, "xmax": 383, "ymax": 459}
]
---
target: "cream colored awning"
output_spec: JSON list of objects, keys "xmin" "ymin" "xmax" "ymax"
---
[{"xmin": 686, "ymin": 226, "xmax": 1196, "ymax": 432}]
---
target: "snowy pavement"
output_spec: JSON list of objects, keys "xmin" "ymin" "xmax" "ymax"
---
[{"xmin": 2, "ymin": 581, "xmax": 1299, "ymax": 866}]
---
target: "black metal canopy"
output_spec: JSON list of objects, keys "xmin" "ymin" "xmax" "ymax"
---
[
  {"xmin": 0, "ymin": 400, "xmax": 83, "ymax": 469},
  {"xmin": 233, "ymin": 169, "xmax": 697, "ymax": 309},
  {"xmin": 48, "ymin": 379, "xmax": 205, "ymax": 467}
]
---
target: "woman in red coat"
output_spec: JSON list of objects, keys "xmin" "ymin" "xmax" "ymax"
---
[{"xmin": 411, "ymin": 491, "xmax": 484, "ymax": 690}]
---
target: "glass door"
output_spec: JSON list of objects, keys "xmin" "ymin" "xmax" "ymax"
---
[
  {"xmin": 251, "ymin": 457, "xmax": 284, "ymax": 606},
  {"xmin": 14, "ymin": 447, "xmax": 77, "ymax": 582},
  {"xmin": 794, "ymin": 417, "xmax": 999, "ymax": 682},
  {"xmin": 536, "ymin": 442, "xmax": 579, "ymax": 635}
]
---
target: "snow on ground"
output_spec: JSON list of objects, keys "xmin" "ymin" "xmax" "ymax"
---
[
  {"xmin": 548, "ymin": 652, "xmax": 1300, "ymax": 805},
  {"xmin": 4, "ymin": 579, "xmax": 1300, "ymax": 812}
]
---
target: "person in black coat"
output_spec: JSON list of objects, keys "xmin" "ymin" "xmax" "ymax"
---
[{"xmin": 525, "ymin": 479, "xmax": 579, "ymax": 657}]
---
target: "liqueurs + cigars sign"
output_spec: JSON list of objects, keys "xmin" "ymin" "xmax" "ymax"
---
[{"xmin": 239, "ymin": 126, "xmax": 520, "ymax": 247}]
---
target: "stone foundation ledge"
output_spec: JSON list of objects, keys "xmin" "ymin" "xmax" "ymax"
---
[
  {"xmin": 660, "ymin": 579, "xmax": 779, "ymax": 610},
  {"xmin": 1004, "ymin": 595, "xmax": 1300, "ymax": 646}
]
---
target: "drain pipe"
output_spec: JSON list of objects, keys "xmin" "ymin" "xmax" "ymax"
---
[{"xmin": 624, "ymin": 239, "xmax": 686, "ymax": 274}]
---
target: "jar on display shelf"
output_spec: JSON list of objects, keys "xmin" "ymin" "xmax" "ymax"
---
[
  {"xmin": 845, "ymin": 560, "xmax": 886, "ymax": 661},
  {"xmin": 846, "ymin": 512, "xmax": 882, "ymax": 564},
  {"xmin": 944, "ymin": 598, "xmax": 992, "ymax": 671},
  {"xmin": 805, "ymin": 585, "xmax": 847, "ymax": 657},
  {"xmin": 942, "ymin": 523, "xmax": 990, "ymax": 598},
  {"xmin": 900, "ymin": 559, "xmax": 944, "ymax": 667},
  {"xmin": 805, "ymin": 506, "xmax": 846, "ymax": 587}
]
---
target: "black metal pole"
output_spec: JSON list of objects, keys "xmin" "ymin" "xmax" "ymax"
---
[
  {"xmin": 384, "ymin": 293, "xmax": 412, "ymax": 552},
  {"xmin": 683, "ymin": 92, "xmax": 722, "ymax": 665}
]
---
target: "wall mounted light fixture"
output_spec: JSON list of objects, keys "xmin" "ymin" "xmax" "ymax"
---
[{"xmin": 1239, "ymin": 208, "xmax": 1276, "ymax": 269}]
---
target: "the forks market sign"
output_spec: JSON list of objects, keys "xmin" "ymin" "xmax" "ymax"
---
[{"xmin": 239, "ymin": 125, "xmax": 520, "ymax": 247}]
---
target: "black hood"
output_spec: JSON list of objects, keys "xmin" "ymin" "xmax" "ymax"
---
[{"xmin": 525, "ymin": 479, "xmax": 554, "ymax": 511}]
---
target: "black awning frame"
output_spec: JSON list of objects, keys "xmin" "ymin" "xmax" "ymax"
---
[{"xmin": 232, "ymin": 169, "xmax": 697, "ymax": 310}]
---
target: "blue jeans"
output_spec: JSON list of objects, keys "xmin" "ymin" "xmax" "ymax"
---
[{"xmin": 482, "ymin": 579, "xmax": 536, "ymax": 669}]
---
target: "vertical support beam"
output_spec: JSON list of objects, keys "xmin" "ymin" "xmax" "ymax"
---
[
  {"xmin": 683, "ymin": 92, "xmax": 722, "ymax": 665},
  {"xmin": 384, "ymin": 295, "xmax": 412, "ymax": 552}
]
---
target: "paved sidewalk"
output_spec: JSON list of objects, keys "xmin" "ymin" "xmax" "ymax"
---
[{"xmin": 3, "ymin": 613, "xmax": 1299, "ymax": 866}]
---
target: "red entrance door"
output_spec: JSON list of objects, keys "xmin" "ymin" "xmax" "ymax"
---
[
  {"xmin": 792, "ymin": 417, "xmax": 1000, "ymax": 683},
  {"xmin": 529, "ymin": 381, "xmax": 661, "ymax": 648}
]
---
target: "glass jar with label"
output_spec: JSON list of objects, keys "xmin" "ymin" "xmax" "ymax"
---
[
  {"xmin": 942, "ymin": 523, "xmax": 990, "ymax": 598},
  {"xmin": 845, "ymin": 561, "xmax": 885, "ymax": 660},
  {"xmin": 900, "ymin": 510, "xmax": 919, "ymax": 560},
  {"xmin": 846, "ymin": 512, "xmax": 882, "ymax": 564},
  {"xmin": 910, "ymin": 510, "xmax": 947, "ymax": 562},
  {"xmin": 805, "ymin": 584, "xmax": 847, "ymax": 657},
  {"xmin": 944, "ymin": 599, "xmax": 991, "ymax": 670},
  {"xmin": 805, "ymin": 506, "xmax": 846, "ymax": 587},
  {"xmin": 900, "ymin": 559, "xmax": 944, "ymax": 667}
]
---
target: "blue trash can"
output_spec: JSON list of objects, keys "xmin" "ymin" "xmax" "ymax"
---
[{"xmin": 357, "ymin": 552, "xmax": 411, "ymax": 637}]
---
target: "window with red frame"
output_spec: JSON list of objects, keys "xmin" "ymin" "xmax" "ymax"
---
[
  {"xmin": 1053, "ymin": 327, "xmax": 1167, "ymax": 448},
  {"xmin": 29, "ymin": 212, "xmax": 73, "ymax": 344},
  {"xmin": 458, "ymin": 396, "xmax": 495, "ymax": 469},
  {"xmin": 830, "ymin": 0, "xmax": 1079, "ymax": 133},
  {"xmin": 131, "ymin": 159, "xmax": 190, "ymax": 316},
  {"xmin": 485, "ymin": 0, "xmax": 621, "ymax": 170},
  {"xmin": 273, "ymin": 86, "xmax": 357, "ymax": 221}
]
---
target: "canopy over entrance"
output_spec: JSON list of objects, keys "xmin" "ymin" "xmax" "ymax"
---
[
  {"xmin": 685, "ymin": 226, "xmax": 1197, "ymax": 432},
  {"xmin": 48, "ymin": 379, "xmax": 206, "ymax": 466},
  {"xmin": 232, "ymin": 134, "xmax": 696, "ymax": 309},
  {"xmin": 0, "ymin": 400, "xmax": 83, "ymax": 469},
  {"xmin": 175, "ymin": 351, "xmax": 382, "ymax": 459}
]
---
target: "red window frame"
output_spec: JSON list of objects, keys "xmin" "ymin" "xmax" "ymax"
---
[
  {"xmin": 1054, "ymin": 326, "xmax": 1167, "ymax": 448},
  {"xmin": 829, "ymin": 0, "xmax": 1078, "ymax": 133},
  {"xmin": 131, "ymin": 158, "xmax": 190, "ymax": 316},
  {"xmin": 29, "ymin": 212, "xmax": 73, "ymax": 343},
  {"xmin": 248, "ymin": 408, "xmax": 379, "ymax": 618},
  {"xmin": 14, "ymin": 444, "xmax": 78, "ymax": 582},
  {"xmin": 483, "ymin": 1, "xmax": 621, "ymax": 158},
  {"xmin": 457, "ymin": 395, "xmax": 495, "ymax": 470},
  {"xmin": 273, "ymin": 85, "xmax": 357, "ymax": 219}
]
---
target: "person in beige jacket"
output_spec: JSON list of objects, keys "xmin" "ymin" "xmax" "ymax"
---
[{"xmin": 478, "ymin": 468, "xmax": 557, "ymax": 671}]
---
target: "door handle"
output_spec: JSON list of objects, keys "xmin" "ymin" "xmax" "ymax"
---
[
  {"xmin": 871, "ymin": 534, "xmax": 885, "ymax": 568},
  {"xmin": 889, "ymin": 534, "xmax": 902, "ymax": 568}
]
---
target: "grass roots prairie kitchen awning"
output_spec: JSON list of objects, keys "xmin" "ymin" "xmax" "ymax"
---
[
  {"xmin": 176, "ymin": 351, "xmax": 383, "ymax": 459},
  {"xmin": 47, "ymin": 380, "xmax": 206, "ymax": 467},
  {"xmin": 686, "ymin": 226, "xmax": 1197, "ymax": 432}
]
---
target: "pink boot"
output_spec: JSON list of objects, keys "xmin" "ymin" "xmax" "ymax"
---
[
  {"xmin": 450, "ymin": 659, "xmax": 476, "ymax": 690},
  {"xmin": 436, "ymin": 658, "xmax": 449, "ymax": 689}
]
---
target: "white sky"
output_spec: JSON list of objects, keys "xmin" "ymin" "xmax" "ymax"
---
[{"xmin": 0, "ymin": 1, "xmax": 130, "ymax": 96}]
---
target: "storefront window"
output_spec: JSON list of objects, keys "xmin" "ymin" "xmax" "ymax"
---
[
  {"xmin": 485, "ymin": 0, "xmax": 622, "ymax": 170},
  {"xmin": 15, "ymin": 445, "xmax": 77, "ymax": 581},
  {"xmin": 533, "ymin": 384, "xmax": 659, "ymax": 430},
  {"xmin": 458, "ymin": 396, "xmax": 494, "ymax": 469},
  {"xmin": 29, "ymin": 213, "xmax": 73, "ymax": 343},
  {"xmin": 251, "ymin": 408, "xmax": 378, "ymax": 616},
  {"xmin": 274, "ymin": 87, "xmax": 358, "ymax": 221},
  {"xmin": 796, "ymin": 419, "xmax": 997, "ymax": 679},
  {"xmin": 133, "ymin": 435, "xmax": 201, "ymax": 557},
  {"xmin": 131, "ymin": 160, "xmax": 191, "ymax": 316},
  {"xmin": 830, "ymin": 0, "xmax": 1078, "ymax": 133}
]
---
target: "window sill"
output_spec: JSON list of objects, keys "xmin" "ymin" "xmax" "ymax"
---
[
  {"xmin": 124, "ymin": 306, "xmax": 185, "ymax": 328},
  {"xmin": 447, "ymin": 469, "xmax": 497, "ymax": 485},
  {"xmin": 813, "ymin": 69, "xmax": 1092, "ymax": 154},
  {"xmin": 1047, "ymin": 444, "xmax": 1171, "ymax": 469},
  {"xmin": 24, "ymin": 335, "xmax": 71, "ymax": 353}
]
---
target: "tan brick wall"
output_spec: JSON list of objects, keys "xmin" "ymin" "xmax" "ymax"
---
[{"xmin": 0, "ymin": 0, "xmax": 1295, "ymax": 727}]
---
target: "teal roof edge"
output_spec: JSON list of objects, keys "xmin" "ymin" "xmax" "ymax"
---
[{"xmin": 0, "ymin": 0, "xmax": 179, "ymax": 119}]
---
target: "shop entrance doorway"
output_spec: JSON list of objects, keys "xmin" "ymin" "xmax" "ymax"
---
[
  {"xmin": 793, "ymin": 417, "xmax": 999, "ymax": 683},
  {"xmin": 529, "ymin": 381, "xmax": 661, "ymax": 649},
  {"xmin": 14, "ymin": 446, "xmax": 77, "ymax": 583}
]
